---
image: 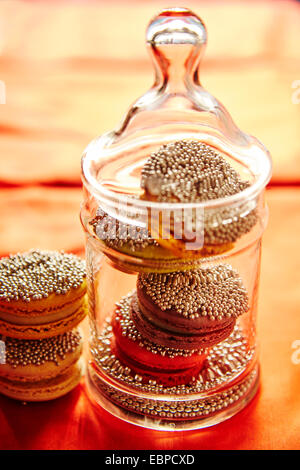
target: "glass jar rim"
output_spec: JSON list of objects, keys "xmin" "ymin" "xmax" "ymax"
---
[{"xmin": 81, "ymin": 133, "xmax": 272, "ymax": 212}]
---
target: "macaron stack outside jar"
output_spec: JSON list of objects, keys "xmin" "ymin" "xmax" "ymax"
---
[
  {"xmin": 0, "ymin": 250, "xmax": 87, "ymax": 401},
  {"xmin": 81, "ymin": 9, "xmax": 272, "ymax": 430}
]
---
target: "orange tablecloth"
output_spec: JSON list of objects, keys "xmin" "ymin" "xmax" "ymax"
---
[
  {"xmin": 0, "ymin": 188, "xmax": 300, "ymax": 450},
  {"xmin": 0, "ymin": 0, "xmax": 299, "ymax": 450}
]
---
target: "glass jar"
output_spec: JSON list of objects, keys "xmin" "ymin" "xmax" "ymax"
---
[{"xmin": 80, "ymin": 8, "xmax": 272, "ymax": 430}]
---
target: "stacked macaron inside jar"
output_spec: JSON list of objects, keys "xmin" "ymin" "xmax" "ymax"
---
[{"xmin": 89, "ymin": 140, "xmax": 258, "ymax": 423}]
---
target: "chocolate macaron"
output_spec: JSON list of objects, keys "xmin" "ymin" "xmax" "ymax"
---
[{"xmin": 135, "ymin": 265, "xmax": 249, "ymax": 350}]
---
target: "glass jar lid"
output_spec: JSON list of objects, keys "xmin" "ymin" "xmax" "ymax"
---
[
  {"xmin": 81, "ymin": 8, "xmax": 272, "ymax": 272},
  {"xmin": 82, "ymin": 7, "xmax": 271, "ymax": 208}
]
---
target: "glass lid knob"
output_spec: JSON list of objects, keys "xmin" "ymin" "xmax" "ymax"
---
[{"xmin": 146, "ymin": 7, "xmax": 207, "ymax": 90}]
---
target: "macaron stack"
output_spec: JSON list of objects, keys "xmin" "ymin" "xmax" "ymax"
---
[
  {"xmin": 108, "ymin": 264, "xmax": 249, "ymax": 389},
  {"xmin": 111, "ymin": 293, "xmax": 207, "ymax": 387},
  {"xmin": 0, "ymin": 249, "xmax": 87, "ymax": 401},
  {"xmin": 90, "ymin": 140, "xmax": 252, "ymax": 406}
]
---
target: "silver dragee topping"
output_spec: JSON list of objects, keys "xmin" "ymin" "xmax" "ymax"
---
[
  {"xmin": 141, "ymin": 140, "xmax": 250, "ymax": 203},
  {"xmin": 0, "ymin": 249, "xmax": 86, "ymax": 302},
  {"xmin": 0, "ymin": 330, "xmax": 81, "ymax": 367},
  {"xmin": 97, "ymin": 372, "xmax": 255, "ymax": 417},
  {"xmin": 141, "ymin": 140, "xmax": 257, "ymax": 245},
  {"xmin": 138, "ymin": 265, "xmax": 249, "ymax": 320}
]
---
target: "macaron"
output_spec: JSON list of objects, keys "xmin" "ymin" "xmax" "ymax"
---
[
  {"xmin": 135, "ymin": 265, "xmax": 249, "ymax": 350},
  {"xmin": 140, "ymin": 140, "xmax": 257, "ymax": 257},
  {"xmin": 0, "ymin": 329, "xmax": 83, "ymax": 401},
  {"xmin": 0, "ymin": 250, "xmax": 87, "ymax": 339},
  {"xmin": 110, "ymin": 293, "xmax": 207, "ymax": 386}
]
